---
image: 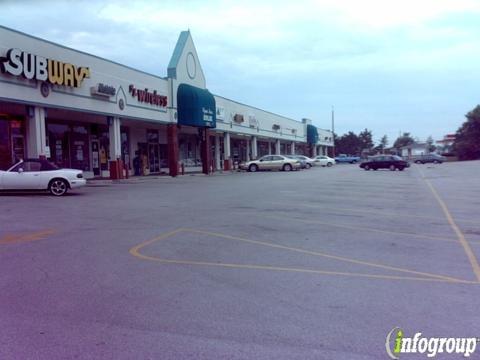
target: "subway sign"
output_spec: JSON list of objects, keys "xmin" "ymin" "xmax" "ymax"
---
[{"xmin": 0, "ymin": 48, "xmax": 90, "ymax": 88}]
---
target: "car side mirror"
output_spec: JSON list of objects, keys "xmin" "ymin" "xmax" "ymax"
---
[
  {"xmin": 18, "ymin": 168, "xmax": 24, "ymax": 173},
  {"xmin": 259, "ymin": 159, "xmax": 264, "ymax": 162}
]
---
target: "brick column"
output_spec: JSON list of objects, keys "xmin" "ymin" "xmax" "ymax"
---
[
  {"xmin": 201, "ymin": 128, "xmax": 211, "ymax": 175},
  {"xmin": 167, "ymin": 124, "xmax": 179, "ymax": 177}
]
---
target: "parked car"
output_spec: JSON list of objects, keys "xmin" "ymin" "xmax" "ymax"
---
[
  {"xmin": 0, "ymin": 159, "xmax": 86, "ymax": 196},
  {"xmin": 289, "ymin": 155, "xmax": 315, "ymax": 169},
  {"xmin": 335, "ymin": 154, "xmax": 361, "ymax": 164},
  {"xmin": 313, "ymin": 155, "xmax": 336, "ymax": 167},
  {"xmin": 240, "ymin": 155, "xmax": 301, "ymax": 172},
  {"xmin": 359, "ymin": 155, "xmax": 409, "ymax": 171},
  {"xmin": 413, "ymin": 154, "xmax": 445, "ymax": 164}
]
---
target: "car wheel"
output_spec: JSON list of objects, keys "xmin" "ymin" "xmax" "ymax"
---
[
  {"xmin": 248, "ymin": 164, "xmax": 258, "ymax": 172},
  {"xmin": 49, "ymin": 178, "xmax": 68, "ymax": 196},
  {"xmin": 327, "ymin": 162, "xmax": 333, "ymax": 167},
  {"xmin": 389, "ymin": 165, "xmax": 396, "ymax": 171},
  {"xmin": 283, "ymin": 163, "xmax": 292, "ymax": 171},
  {"xmin": 398, "ymin": 167, "xmax": 405, "ymax": 171},
  {"xmin": 364, "ymin": 165, "xmax": 370, "ymax": 171},
  {"xmin": 433, "ymin": 160, "xmax": 439, "ymax": 164},
  {"xmin": 306, "ymin": 163, "xmax": 312, "ymax": 169},
  {"xmin": 351, "ymin": 160, "xmax": 357, "ymax": 164},
  {"xmin": 415, "ymin": 160, "xmax": 421, "ymax": 164}
]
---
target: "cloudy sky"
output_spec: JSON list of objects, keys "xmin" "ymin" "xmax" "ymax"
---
[{"xmin": 2, "ymin": 0, "xmax": 480, "ymax": 144}]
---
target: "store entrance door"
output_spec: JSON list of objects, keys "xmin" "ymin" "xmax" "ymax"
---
[
  {"xmin": 11, "ymin": 135, "xmax": 25, "ymax": 163},
  {"xmin": 148, "ymin": 143, "xmax": 160, "ymax": 173},
  {"xmin": 91, "ymin": 140, "xmax": 100, "ymax": 176}
]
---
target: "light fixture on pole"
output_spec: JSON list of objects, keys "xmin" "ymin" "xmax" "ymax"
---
[{"xmin": 331, "ymin": 105, "xmax": 335, "ymax": 158}]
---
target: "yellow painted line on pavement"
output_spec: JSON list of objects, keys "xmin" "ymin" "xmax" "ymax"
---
[
  {"xmin": 417, "ymin": 166, "xmax": 480, "ymax": 283},
  {"xmin": 129, "ymin": 228, "xmax": 472, "ymax": 284},
  {"xmin": 270, "ymin": 201, "xmax": 479, "ymax": 225},
  {"xmin": 243, "ymin": 211, "xmax": 467, "ymax": 245},
  {"xmin": 0, "ymin": 229, "xmax": 55, "ymax": 245},
  {"xmin": 130, "ymin": 254, "xmax": 476, "ymax": 284}
]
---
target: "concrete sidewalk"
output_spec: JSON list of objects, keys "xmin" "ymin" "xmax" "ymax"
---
[{"xmin": 86, "ymin": 171, "xmax": 235, "ymax": 186}]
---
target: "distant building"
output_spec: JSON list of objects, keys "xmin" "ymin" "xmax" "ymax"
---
[
  {"xmin": 436, "ymin": 134, "xmax": 456, "ymax": 155},
  {"xmin": 400, "ymin": 142, "xmax": 429, "ymax": 158}
]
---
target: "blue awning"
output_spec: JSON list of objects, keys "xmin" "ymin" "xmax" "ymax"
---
[
  {"xmin": 307, "ymin": 124, "xmax": 319, "ymax": 144},
  {"xmin": 177, "ymin": 84, "xmax": 216, "ymax": 128}
]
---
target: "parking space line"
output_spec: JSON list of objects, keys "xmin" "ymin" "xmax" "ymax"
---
[
  {"xmin": 269, "ymin": 201, "xmax": 478, "ymax": 225},
  {"xmin": 0, "ymin": 229, "xmax": 55, "ymax": 245},
  {"xmin": 129, "ymin": 228, "xmax": 473, "ymax": 284},
  {"xmin": 240, "ymin": 211, "xmax": 467, "ymax": 245},
  {"xmin": 417, "ymin": 166, "xmax": 480, "ymax": 283}
]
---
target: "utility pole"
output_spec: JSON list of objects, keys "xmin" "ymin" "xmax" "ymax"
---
[{"xmin": 331, "ymin": 105, "xmax": 335, "ymax": 157}]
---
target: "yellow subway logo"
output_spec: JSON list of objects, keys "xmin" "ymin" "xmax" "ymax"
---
[{"xmin": 1, "ymin": 48, "xmax": 90, "ymax": 88}]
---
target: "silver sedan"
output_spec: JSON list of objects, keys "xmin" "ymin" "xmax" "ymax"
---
[{"xmin": 240, "ymin": 155, "xmax": 301, "ymax": 172}]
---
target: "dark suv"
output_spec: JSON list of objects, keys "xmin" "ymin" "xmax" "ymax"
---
[
  {"xmin": 359, "ymin": 155, "xmax": 409, "ymax": 171},
  {"xmin": 413, "ymin": 154, "xmax": 445, "ymax": 164}
]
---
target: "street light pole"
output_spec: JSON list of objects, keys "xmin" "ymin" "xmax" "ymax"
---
[{"xmin": 331, "ymin": 105, "xmax": 335, "ymax": 158}]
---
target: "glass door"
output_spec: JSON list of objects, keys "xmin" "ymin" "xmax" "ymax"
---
[
  {"xmin": 11, "ymin": 135, "xmax": 25, "ymax": 163},
  {"xmin": 148, "ymin": 143, "xmax": 160, "ymax": 173}
]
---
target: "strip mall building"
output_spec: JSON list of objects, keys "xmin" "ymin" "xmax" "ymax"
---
[{"xmin": 0, "ymin": 26, "xmax": 333, "ymax": 178}]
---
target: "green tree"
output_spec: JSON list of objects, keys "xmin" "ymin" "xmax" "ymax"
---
[
  {"xmin": 358, "ymin": 128, "xmax": 374, "ymax": 151},
  {"xmin": 454, "ymin": 105, "xmax": 480, "ymax": 160},
  {"xmin": 426, "ymin": 135, "xmax": 436, "ymax": 153},
  {"xmin": 336, "ymin": 132, "xmax": 362, "ymax": 155},
  {"xmin": 380, "ymin": 135, "xmax": 388, "ymax": 150},
  {"xmin": 374, "ymin": 135, "xmax": 388, "ymax": 154},
  {"xmin": 393, "ymin": 132, "xmax": 414, "ymax": 150}
]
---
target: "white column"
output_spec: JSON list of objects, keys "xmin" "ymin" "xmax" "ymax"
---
[
  {"xmin": 251, "ymin": 136, "xmax": 258, "ymax": 159},
  {"xmin": 291, "ymin": 142, "xmax": 295, "ymax": 155},
  {"xmin": 246, "ymin": 137, "xmax": 251, "ymax": 161},
  {"xmin": 26, "ymin": 106, "xmax": 47, "ymax": 158},
  {"xmin": 109, "ymin": 116, "xmax": 122, "ymax": 160},
  {"xmin": 312, "ymin": 145, "xmax": 317, "ymax": 157},
  {"xmin": 224, "ymin": 132, "xmax": 231, "ymax": 159},
  {"xmin": 268, "ymin": 140, "xmax": 272, "ymax": 155},
  {"xmin": 215, "ymin": 133, "xmax": 221, "ymax": 170},
  {"xmin": 275, "ymin": 139, "xmax": 281, "ymax": 155}
]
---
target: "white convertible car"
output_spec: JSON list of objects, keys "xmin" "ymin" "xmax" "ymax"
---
[{"xmin": 0, "ymin": 159, "xmax": 86, "ymax": 196}]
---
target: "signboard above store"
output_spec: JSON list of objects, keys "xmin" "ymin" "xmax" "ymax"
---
[
  {"xmin": 0, "ymin": 48, "xmax": 90, "ymax": 88},
  {"xmin": 248, "ymin": 115, "xmax": 258, "ymax": 128},
  {"xmin": 90, "ymin": 83, "xmax": 116, "ymax": 97},
  {"xmin": 128, "ymin": 84, "xmax": 167, "ymax": 107}
]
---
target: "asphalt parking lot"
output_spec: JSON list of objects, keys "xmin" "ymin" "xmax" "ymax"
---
[{"xmin": 1, "ymin": 161, "xmax": 480, "ymax": 359}]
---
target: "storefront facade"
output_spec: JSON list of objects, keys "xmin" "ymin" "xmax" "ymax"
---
[{"xmin": 0, "ymin": 26, "xmax": 333, "ymax": 177}]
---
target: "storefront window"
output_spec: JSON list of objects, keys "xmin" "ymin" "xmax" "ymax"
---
[
  {"xmin": 70, "ymin": 125, "xmax": 89, "ymax": 171},
  {"xmin": 0, "ymin": 119, "xmax": 11, "ymax": 170},
  {"xmin": 99, "ymin": 126, "xmax": 109, "ymax": 171},
  {"xmin": 48, "ymin": 123, "xmax": 70, "ymax": 168},
  {"xmin": 179, "ymin": 133, "xmax": 201, "ymax": 167},
  {"xmin": 121, "ymin": 127, "xmax": 129, "ymax": 168}
]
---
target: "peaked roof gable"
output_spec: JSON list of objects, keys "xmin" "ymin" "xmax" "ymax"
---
[{"xmin": 167, "ymin": 30, "xmax": 206, "ymax": 89}]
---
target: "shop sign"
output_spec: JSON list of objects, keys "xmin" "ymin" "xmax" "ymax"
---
[
  {"xmin": 233, "ymin": 114, "xmax": 244, "ymax": 123},
  {"xmin": 91, "ymin": 83, "xmax": 116, "ymax": 97},
  {"xmin": 216, "ymin": 106, "xmax": 225, "ymax": 120},
  {"xmin": 0, "ymin": 48, "xmax": 90, "ymax": 88},
  {"xmin": 272, "ymin": 124, "xmax": 281, "ymax": 130},
  {"xmin": 202, "ymin": 108, "xmax": 214, "ymax": 126},
  {"xmin": 248, "ymin": 115, "xmax": 258, "ymax": 128},
  {"xmin": 129, "ymin": 84, "xmax": 167, "ymax": 107}
]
